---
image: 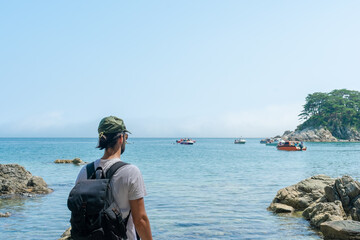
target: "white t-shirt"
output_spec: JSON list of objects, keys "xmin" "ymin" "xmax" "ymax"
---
[{"xmin": 75, "ymin": 158, "xmax": 147, "ymax": 240}]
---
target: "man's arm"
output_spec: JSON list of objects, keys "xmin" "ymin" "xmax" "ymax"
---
[{"xmin": 130, "ymin": 197, "xmax": 152, "ymax": 240}]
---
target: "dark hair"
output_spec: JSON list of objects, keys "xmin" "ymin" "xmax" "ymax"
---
[{"xmin": 97, "ymin": 132, "xmax": 123, "ymax": 150}]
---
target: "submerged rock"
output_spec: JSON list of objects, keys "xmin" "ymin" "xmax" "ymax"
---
[
  {"xmin": 0, "ymin": 212, "xmax": 11, "ymax": 217},
  {"xmin": 54, "ymin": 158, "xmax": 85, "ymax": 165},
  {"xmin": 267, "ymin": 203, "xmax": 294, "ymax": 213},
  {"xmin": 320, "ymin": 220, "xmax": 360, "ymax": 240},
  {"xmin": 0, "ymin": 164, "xmax": 53, "ymax": 195}
]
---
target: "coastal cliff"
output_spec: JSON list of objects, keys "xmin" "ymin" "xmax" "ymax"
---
[{"xmin": 269, "ymin": 175, "xmax": 360, "ymax": 239}]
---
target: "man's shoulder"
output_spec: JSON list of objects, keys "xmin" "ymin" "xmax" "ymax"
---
[
  {"xmin": 119, "ymin": 163, "xmax": 140, "ymax": 173},
  {"xmin": 113, "ymin": 162, "xmax": 142, "ymax": 178}
]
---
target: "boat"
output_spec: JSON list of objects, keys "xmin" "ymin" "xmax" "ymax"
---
[
  {"xmin": 260, "ymin": 138, "xmax": 269, "ymax": 144},
  {"xmin": 265, "ymin": 138, "xmax": 284, "ymax": 146},
  {"xmin": 176, "ymin": 138, "xmax": 195, "ymax": 145},
  {"xmin": 277, "ymin": 141, "xmax": 307, "ymax": 151},
  {"xmin": 234, "ymin": 138, "xmax": 246, "ymax": 144}
]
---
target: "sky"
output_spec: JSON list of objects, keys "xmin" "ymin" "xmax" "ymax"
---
[{"xmin": 1, "ymin": 1, "xmax": 360, "ymax": 138}]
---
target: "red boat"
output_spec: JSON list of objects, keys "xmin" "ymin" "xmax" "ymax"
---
[
  {"xmin": 176, "ymin": 138, "xmax": 196, "ymax": 145},
  {"xmin": 277, "ymin": 141, "xmax": 307, "ymax": 151}
]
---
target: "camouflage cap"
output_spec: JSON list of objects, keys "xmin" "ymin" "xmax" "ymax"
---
[{"xmin": 98, "ymin": 116, "xmax": 131, "ymax": 137}]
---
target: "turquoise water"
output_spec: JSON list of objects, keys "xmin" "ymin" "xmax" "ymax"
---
[{"xmin": 1, "ymin": 138, "xmax": 360, "ymax": 240}]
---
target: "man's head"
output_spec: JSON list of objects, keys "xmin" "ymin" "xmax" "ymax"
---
[
  {"xmin": 97, "ymin": 116, "xmax": 130, "ymax": 153},
  {"xmin": 98, "ymin": 116, "xmax": 130, "ymax": 136}
]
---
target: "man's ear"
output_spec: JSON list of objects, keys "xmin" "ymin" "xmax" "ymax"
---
[{"xmin": 118, "ymin": 135, "xmax": 123, "ymax": 144}]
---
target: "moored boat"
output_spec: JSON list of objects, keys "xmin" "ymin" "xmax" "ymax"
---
[
  {"xmin": 234, "ymin": 138, "xmax": 246, "ymax": 144},
  {"xmin": 277, "ymin": 141, "xmax": 307, "ymax": 151},
  {"xmin": 266, "ymin": 138, "xmax": 284, "ymax": 146},
  {"xmin": 176, "ymin": 138, "xmax": 195, "ymax": 145}
]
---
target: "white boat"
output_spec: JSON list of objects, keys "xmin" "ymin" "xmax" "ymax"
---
[
  {"xmin": 265, "ymin": 138, "xmax": 284, "ymax": 146},
  {"xmin": 234, "ymin": 138, "xmax": 246, "ymax": 144}
]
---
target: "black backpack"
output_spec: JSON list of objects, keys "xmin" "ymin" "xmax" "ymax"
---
[{"xmin": 68, "ymin": 161, "xmax": 130, "ymax": 240}]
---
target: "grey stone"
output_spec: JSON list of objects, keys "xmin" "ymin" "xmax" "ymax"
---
[
  {"xmin": 54, "ymin": 158, "xmax": 85, "ymax": 165},
  {"xmin": 0, "ymin": 212, "xmax": 11, "ymax": 217},
  {"xmin": 335, "ymin": 176, "xmax": 360, "ymax": 212},
  {"xmin": 303, "ymin": 200, "xmax": 346, "ymax": 227},
  {"xmin": 267, "ymin": 203, "xmax": 294, "ymax": 213},
  {"xmin": 320, "ymin": 220, "xmax": 360, "ymax": 240},
  {"xmin": 270, "ymin": 175, "xmax": 335, "ymax": 211},
  {"xmin": 58, "ymin": 227, "xmax": 72, "ymax": 240},
  {"xmin": 325, "ymin": 186, "xmax": 340, "ymax": 202}
]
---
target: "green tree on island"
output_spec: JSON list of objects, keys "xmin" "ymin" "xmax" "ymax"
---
[{"xmin": 297, "ymin": 89, "xmax": 360, "ymax": 138}]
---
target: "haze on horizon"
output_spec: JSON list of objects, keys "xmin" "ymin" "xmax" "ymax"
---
[{"xmin": 1, "ymin": 1, "xmax": 360, "ymax": 138}]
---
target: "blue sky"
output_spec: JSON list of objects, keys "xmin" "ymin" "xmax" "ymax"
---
[{"xmin": 1, "ymin": 1, "xmax": 360, "ymax": 137}]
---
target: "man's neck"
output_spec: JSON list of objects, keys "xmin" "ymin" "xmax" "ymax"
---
[{"xmin": 102, "ymin": 148, "xmax": 121, "ymax": 160}]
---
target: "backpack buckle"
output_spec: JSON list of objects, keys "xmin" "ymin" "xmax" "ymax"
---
[{"xmin": 112, "ymin": 208, "xmax": 120, "ymax": 216}]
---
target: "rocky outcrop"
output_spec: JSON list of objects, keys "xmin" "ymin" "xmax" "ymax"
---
[
  {"xmin": 282, "ymin": 128, "xmax": 338, "ymax": 142},
  {"xmin": 269, "ymin": 175, "xmax": 360, "ymax": 238},
  {"xmin": 331, "ymin": 126, "xmax": 360, "ymax": 141},
  {"xmin": 303, "ymin": 200, "xmax": 346, "ymax": 227},
  {"xmin": 58, "ymin": 227, "xmax": 71, "ymax": 240},
  {"xmin": 0, "ymin": 164, "xmax": 53, "ymax": 196},
  {"xmin": 270, "ymin": 175, "xmax": 335, "ymax": 211},
  {"xmin": 54, "ymin": 158, "xmax": 85, "ymax": 165},
  {"xmin": 0, "ymin": 212, "xmax": 11, "ymax": 217},
  {"xmin": 320, "ymin": 220, "xmax": 360, "ymax": 240},
  {"xmin": 282, "ymin": 126, "xmax": 360, "ymax": 142}
]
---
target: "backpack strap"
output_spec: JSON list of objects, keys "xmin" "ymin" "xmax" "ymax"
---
[
  {"xmin": 86, "ymin": 162, "xmax": 96, "ymax": 179},
  {"xmin": 106, "ymin": 161, "xmax": 129, "ymax": 179},
  {"xmin": 86, "ymin": 161, "xmax": 128, "ymax": 179}
]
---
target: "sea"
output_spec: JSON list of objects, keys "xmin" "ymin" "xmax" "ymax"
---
[{"xmin": 0, "ymin": 138, "xmax": 360, "ymax": 240}]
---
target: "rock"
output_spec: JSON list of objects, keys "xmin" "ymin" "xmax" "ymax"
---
[
  {"xmin": 270, "ymin": 175, "xmax": 360, "ymax": 237},
  {"xmin": 267, "ymin": 203, "xmax": 294, "ymax": 213},
  {"xmin": 332, "ymin": 126, "xmax": 360, "ymax": 141},
  {"xmin": 335, "ymin": 176, "xmax": 360, "ymax": 212},
  {"xmin": 351, "ymin": 196, "xmax": 360, "ymax": 221},
  {"xmin": 303, "ymin": 200, "xmax": 346, "ymax": 227},
  {"xmin": 0, "ymin": 164, "xmax": 53, "ymax": 195},
  {"xmin": 320, "ymin": 220, "xmax": 360, "ymax": 240},
  {"xmin": 282, "ymin": 126, "xmax": 360, "ymax": 142},
  {"xmin": 325, "ymin": 185, "xmax": 340, "ymax": 202},
  {"xmin": 0, "ymin": 212, "xmax": 11, "ymax": 217},
  {"xmin": 54, "ymin": 158, "xmax": 85, "ymax": 165},
  {"xmin": 282, "ymin": 127, "xmax": 338, "ymax": 142},
  {"xmin": 58, "ymin": 227, "xmax": 72, "ymax": 240},
  {"xmin": 270, "ymin": 175, "xmax": 335, "ymax": 211}
]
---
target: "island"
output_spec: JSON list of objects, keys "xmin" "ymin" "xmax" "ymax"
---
[{"xmin": 281, "ymin": 89, "xmax": 360, "ymax": 142}]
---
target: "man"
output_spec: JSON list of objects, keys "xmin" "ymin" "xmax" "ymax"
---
[{"xmin": 75, "ymin": 116, "xmax": 152, "ymax": 240}]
